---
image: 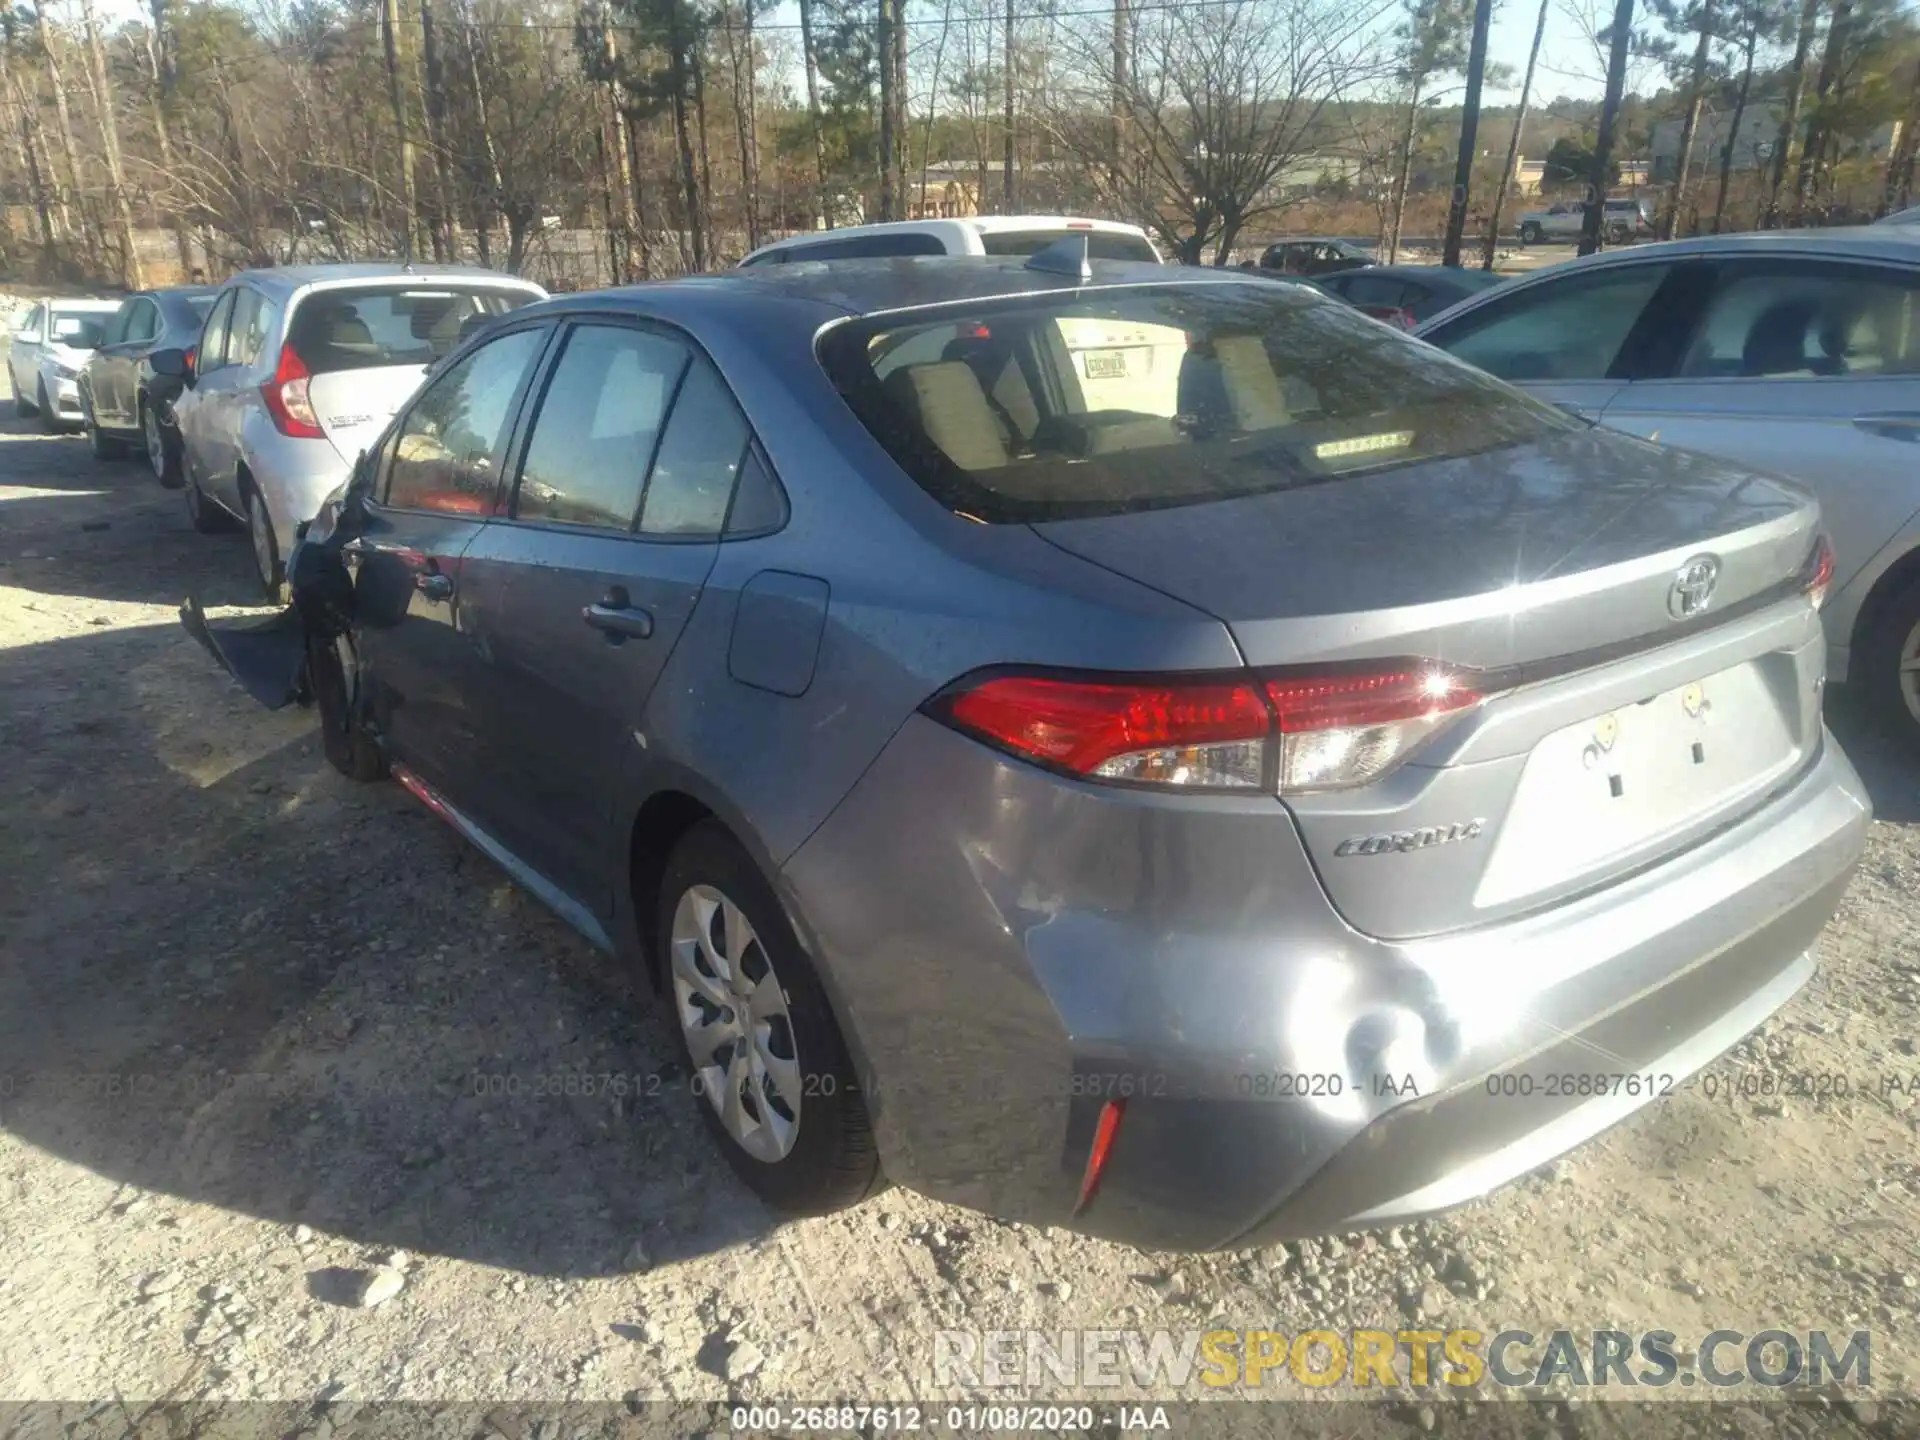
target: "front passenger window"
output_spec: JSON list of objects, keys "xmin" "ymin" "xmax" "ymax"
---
[
  {"xmin": 1428, "ymin": 265, "xmax": 1671, "ymax": 382},
  {"xmin": 384, "ymin": 326, "xmax": 546, "ymax": 514}
]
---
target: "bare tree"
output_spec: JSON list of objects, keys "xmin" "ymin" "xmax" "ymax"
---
[
  {"xmin": 1582, "ymin": 0, "xmax": 1636, "ymax": 254},
  {"xmin": 1762, "ymin": 0, "xmax": 1822, "ymax": 223},
  {"xmin": 1439, "ymin": 0, "xmax": 1492, "ymax": 266},
  {"xmin": 1484, "ymin": 0, "xmax": 1548, "ymax": 267}
]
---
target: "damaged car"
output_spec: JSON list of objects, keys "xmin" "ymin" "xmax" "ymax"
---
[{"xmin": 184, "ymin": 247, "xmax": 1867, "ymax": 1250}]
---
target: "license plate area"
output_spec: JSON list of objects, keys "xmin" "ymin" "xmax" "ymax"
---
[
  {"xmin": 1082, "ymin": 349, "xmax": 1129, "ymax": 379},
  {"xmin": 1476, "ymin": 660, "xmax": 1801, "ymax": 908}
]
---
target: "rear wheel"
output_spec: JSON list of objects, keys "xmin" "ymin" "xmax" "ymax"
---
[
  {"xmin": 1862, "ymin": 575, "xmax": 1920, "ymax": 755},
  {"xmin": 1519, "ymin": 221, "xmax": 1543, "ymax": 245},
  {"xmin": 244, "ymin": 481, "xmax": 284, "ymax": 601},
  {"xmin": 657, "ymin": 821, "xmax": 879, "ymax": 1215},
  {"xmin": 143, "ymin": 400, "xmax": 184, "ymax": 488},
  {"xmin": 86, "ymin": 410, "xmax": 128, "ymax": 460},
  {"xmin": 185, "ymin": 475, "xmax": 234, "ymax": 535}
]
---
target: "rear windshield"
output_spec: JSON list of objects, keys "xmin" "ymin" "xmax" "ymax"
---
[
  {"xmin": 288, "ymin": 286, "xmax": 535, "ymax": 374},
  {"xmin": 818, "ymin": 282, "xmax": 1575, "ymax": 523},
  {"xmin": 978, "ymin": 229, "xmax": 1161, "ymax": 263}
]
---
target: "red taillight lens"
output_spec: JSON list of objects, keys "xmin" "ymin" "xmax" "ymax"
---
[
  {"xmin": 1801, "ymin": 534, "xmax": 1834, "ymax": 611},
  {"xmin": 1074, "ymin": 1098, "xmax": 1125, "ymax": 1214},
  {"xmin": 934, "ymin": 662, "xmax": 1484, "ymax": 793},
  {"xmin": 262, "ymin": 345, "xmax": 324, "ymax": 439},
  {"xmin": 942, "ymin": 674, "xmax": 1272, "ymax": 789}
]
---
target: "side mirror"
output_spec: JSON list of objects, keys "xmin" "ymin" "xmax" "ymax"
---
[
  {"xmin": 17, "ymin": 327, "xmax": 41, "ymax": 344},
  {"xmin": 150, "ymin": 347, "xmax": 190, "ymax": 378}
]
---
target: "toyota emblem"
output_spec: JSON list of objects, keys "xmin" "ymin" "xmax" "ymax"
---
[{"xmin": 1668, "ymin": 554, "xmax": 1721, "ymax": 619}]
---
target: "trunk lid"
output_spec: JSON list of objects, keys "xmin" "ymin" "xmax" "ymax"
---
[
  {"xmin": 1033, "ymin": 428, "xmax": 1827, "ymax": 938},
  {"xmin": 307, "ymin": 365, "xmax": 426, "ymax": 462}
]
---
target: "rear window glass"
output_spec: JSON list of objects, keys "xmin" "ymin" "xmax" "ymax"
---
[
  {"xmin": 978, "ymin": 230, "xmax": 1160, "ymax": 263},
  {"xmin": 49, "ymin": 308, "xmax": 111, "ymax": 340},
  {"xmin": 819, "ymin": 282, "xmax": 1574, "ymax": 524},
  {"xmin": 288, "ymin": 286, "xmax": 536, "ymax": 374}
]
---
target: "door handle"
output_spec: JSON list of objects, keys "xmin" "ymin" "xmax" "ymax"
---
[
  {"xmin": 582, "ymin": 586, "xmax": 654, "ymax": 640},
  {"xmin": 1853, "ymin": 412, "xmax": 1920, "ymax": 442},
  {"xmin": 415, "ymin": 571, "xmax": 453, "ymax": 601}
]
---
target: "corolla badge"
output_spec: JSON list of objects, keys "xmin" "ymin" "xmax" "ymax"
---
[
  {"xmin": 1335, "ymin": 819, "xmax": 1485, "ymax": 858},
  {"xmin": 1668, "ymin": 554, "xmax": 1720, "ymax": 619}
]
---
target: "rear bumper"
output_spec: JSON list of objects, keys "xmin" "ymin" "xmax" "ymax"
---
[{"xmin": 781, "ymin": 718, "xmax": 1868, "ymax": 1251}]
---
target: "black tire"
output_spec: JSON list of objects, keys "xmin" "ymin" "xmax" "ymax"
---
[
  {"xmin": 310, "ymin": 631, "xmax": 386, "ymax": 782},
  {"xmin": 1519, "ymin": 222, "xmax": 1543, "ymax": 245},
  {"xmin": 1861, "ymin": 575, "xmax": 1920, "ymax": 756},
  {"xmin": 185, "ymin": 475, "xmax": 234, "ymax": 534},
  {"xmin": 142, "ymin": 399, "xmax": 184, "ymax": 488},
  {"xmin": 656, "ymin": 821, "xmax": 879, "ymax": 1215},
  {"xmin": 13, "ymin": 371, "xmax": 30, "ymax": 417},
  {"xmin": 86, "ymin": 412, "xmax": 128, "ymax": 460},
  {"xmin": 37, "ymin": 380, "xmax": 57, "ymax": 434},
  {"xmin": 243, "ymin": 480, "xmax": 284, "ymax": 601}
]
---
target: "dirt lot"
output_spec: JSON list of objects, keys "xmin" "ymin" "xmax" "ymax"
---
[{"xmin": 2, "ymin": 369, "xmax": 1919, "ymax": 1431}]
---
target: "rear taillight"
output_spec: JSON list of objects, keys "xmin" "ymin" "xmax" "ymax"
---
[
  {"xmin": 1801, "ymin": 534, "xmax": 1835, "ymax": 610},
  {"xmin": 932, "ymin": 661, "xmax": 1484, "ymax": 793},
  {"xmin": 262, "ymin": 344, "xmax": 324, "ymax": 439}
]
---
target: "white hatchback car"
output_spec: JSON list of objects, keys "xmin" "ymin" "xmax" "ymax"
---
[{"xmin": 9, "ymin": 298, "xmax": 120, "ymax": 431}]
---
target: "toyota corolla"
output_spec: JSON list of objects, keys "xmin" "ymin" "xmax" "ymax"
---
[{"xmin": 183, "ymin": 247, "xmax": 1868, "ymax": 1250}]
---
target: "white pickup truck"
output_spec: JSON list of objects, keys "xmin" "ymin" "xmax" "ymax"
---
[{"xmin": 1517, "ymin": 196, "xmax": 1653, "ymax": 244}]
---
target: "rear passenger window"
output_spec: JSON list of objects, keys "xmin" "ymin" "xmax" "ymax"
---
[
  {"xmin": 640, "ymin": 358, "xmax": 750, "ymax": 536},
  {"xmin": 384, "ymin": 326, "xmax": 546, "ymax": 514},
  {"xmin": 227, "ymin": 289, "xmax": 274, "ymax": 369},
  {"xmin": 786, "ymin": 233, "xmax": 948, "ymax": 261},
  {"xmin": 514, "ymin": 324, "xmax": 688, "ymax": 530},
  {"xmin": 198, "ymin": 291, "xmax": 236, "ymax": 371},
  {"xmin": 1678, "ymin": 264, "xmax": 1920, "ymax": 378},
  {"xmin": 1428, "ymin": 264, "xmax": 1672, "ymax": 381}
]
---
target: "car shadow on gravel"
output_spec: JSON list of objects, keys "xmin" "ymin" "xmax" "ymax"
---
[
  {"xmin": 1825, "ymin": 685, "xmax": 1920, "ymax": 825},
  {"xmin": 0, "ymin": 416, "xmax": 264, "ymax": 611},
  {"xmin": 0, "ymin": 621, "xmax": 781, "ymax": 1279}
]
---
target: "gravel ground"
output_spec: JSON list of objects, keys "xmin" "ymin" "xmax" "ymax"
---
[{"xmin": 2, "ymin": 368, "xmax": 1919, "ymax": 1432}]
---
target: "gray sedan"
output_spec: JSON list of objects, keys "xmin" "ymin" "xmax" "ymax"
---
[
  {"xmin": 1417, "ymin": 227, "xmax": 1920, "ymax": 747},
  {"xmin": 185, "ymin": 252, "xmax": 1865, "ymax": 1249}
]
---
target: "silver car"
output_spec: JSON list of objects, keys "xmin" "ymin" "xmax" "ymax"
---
[
  {"xmin": 8, "ymin": 297, "xmax": 118, "ymax": 431},
  {"xmin": 185, "ymin": 253, "xmax": 1866, "ymax": 1248},
  {"xmin": 1417, "ymin": 227, "xmax": 1920, "ymax": 747},
  {"xmin": 157, "ymin": 264, "xmax": 546, "ymax": 597}
]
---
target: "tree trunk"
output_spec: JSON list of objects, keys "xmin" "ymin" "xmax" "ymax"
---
[
  {"xmin": 1582, "ymin": 0, "xmax": 1636, "ymax": 255},
  {"xmin": 38, "ymin": 17, "xmax": 104, "ymax": 272},
  {"xmin": 380, "ymin": 0, "xmax": 420, "ymax": 259},
  {"xmin": 1110, "ymin": 0, "xmax": 1129, "ymax": 197},
  {"xmin": 665, "ymin": 16, "xmax": 706, "ymax": 270},
  {"xmin": 1442, "ymin": 0, "xmax": 1494, "ymax": 267},
  {"xmin": 1483, "ymin": 0, "xmax": 1547, "ymax": 269},
  {"xmin": 419, "ymin": 0, "xmax": 458, "ymax": 262},
  {"xmin": 691, "ymin": 44, "xmax": 714, "ymax": 259},
  {"xmin": 599, "ymin": 12, "xmax": 641, "ymax": 280},
  {"xmin": 3, "ymin": 55, "xmax": 56, "ymax": 273},
  {"xmin": 1712, "ymin": 31, "xmax": 1757, "ymax": 231},
  {"xmin": 1661, "ymin": 0, "xmax": 1715, "ymax": 240},
  {"xmin": 146, "ymin": 0, "xmax": 195, "ymax": 280},
  {"xmin": 462, "ymin": 10, "xmax": 504, "ymax": 267},
  {"xmin": 798, "ymin": 0, "xmax": 828, "ymax": 226},
  {"xmin": 596, "ymin": 121, "xmax": 623, "ymax": 284},
  {"xmin": 78, "ymin": 0, "xmax": 142, "ymax": 286},
  {"xmin": 1386, "ymin": 74, "xmax": 1422, "ymax": 264},
  {"xmin": 877, "ymin": 0, "xmax": 896, "ymax": 220},
  {"xmin": 1762, "ymin": 0, "xmax": 1821, "ymax": 226},
  {"xmin": 1879, "ymin": 63, "xmax": 1919, "ymax": 215},
  {"xmin": 723, "ymin": 1, "xmax": 762, "ymax": 247},
  {"xmin": 1002, "ymin": 0, "xmax": 1015, "ymax": 211},
  {"xmin": 892, "ymin": 0, "xmax": 907, "ymax": 213},
  {"xmin": 1793, "ymin": 0, "xmax": 1850, "ymax": 217}
]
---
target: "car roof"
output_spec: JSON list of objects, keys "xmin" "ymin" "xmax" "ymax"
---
[
  {"xmin": 535, "ymin": 255, "xmax": 1284, "ymax": 327},
  {"xmin": 744, "ymin": 216, "xmax": 1152, "ymax": 259},
  {"xmin": 221, "ymin": 263, "xmax": 546, "ymax": 296},
  {"xmin": 41, "ymin": 297, "xmax": 120, "ymax": 310},
  {"xmin": 1525, "ymin": 226, "xmax": 1920, "ymax": 272}
]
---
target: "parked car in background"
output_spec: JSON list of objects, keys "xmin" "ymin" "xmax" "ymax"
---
[
  {"xmin": 151, "ymin": 263, "xmax": 547, "ymax": 597},
  {"xmin": 739, "ymin": 215, "xmax": 1163, "ymax": 265},
  {"xmin": 1257, "ymin": 237, "xmax": 1376, "ymax": 276},
  {"xmin": 1311, "ymin": 264, "xmax": 1508, "ymax": 328},
  {"xmin": 1416, "ymin": 227, "xmax": 1920, "ymax": 746},
  {"xmin": 78, "ymin": 285, "xmax": 215, "ymax": 473},
  {"xmin": 8, "ymin": 297, "xmax": 119, "ymax": 432},
  {"xmin": 1517, "ymin": 197, "xmax": 1654, "ymax": 245},
  {"xmin": 1873, "ymin": 204, "xmax": 1920, "ymax": 226},
  {"xmin": 186, "ymin": 254, "xmax": 1862, "ymax": 1249}
]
